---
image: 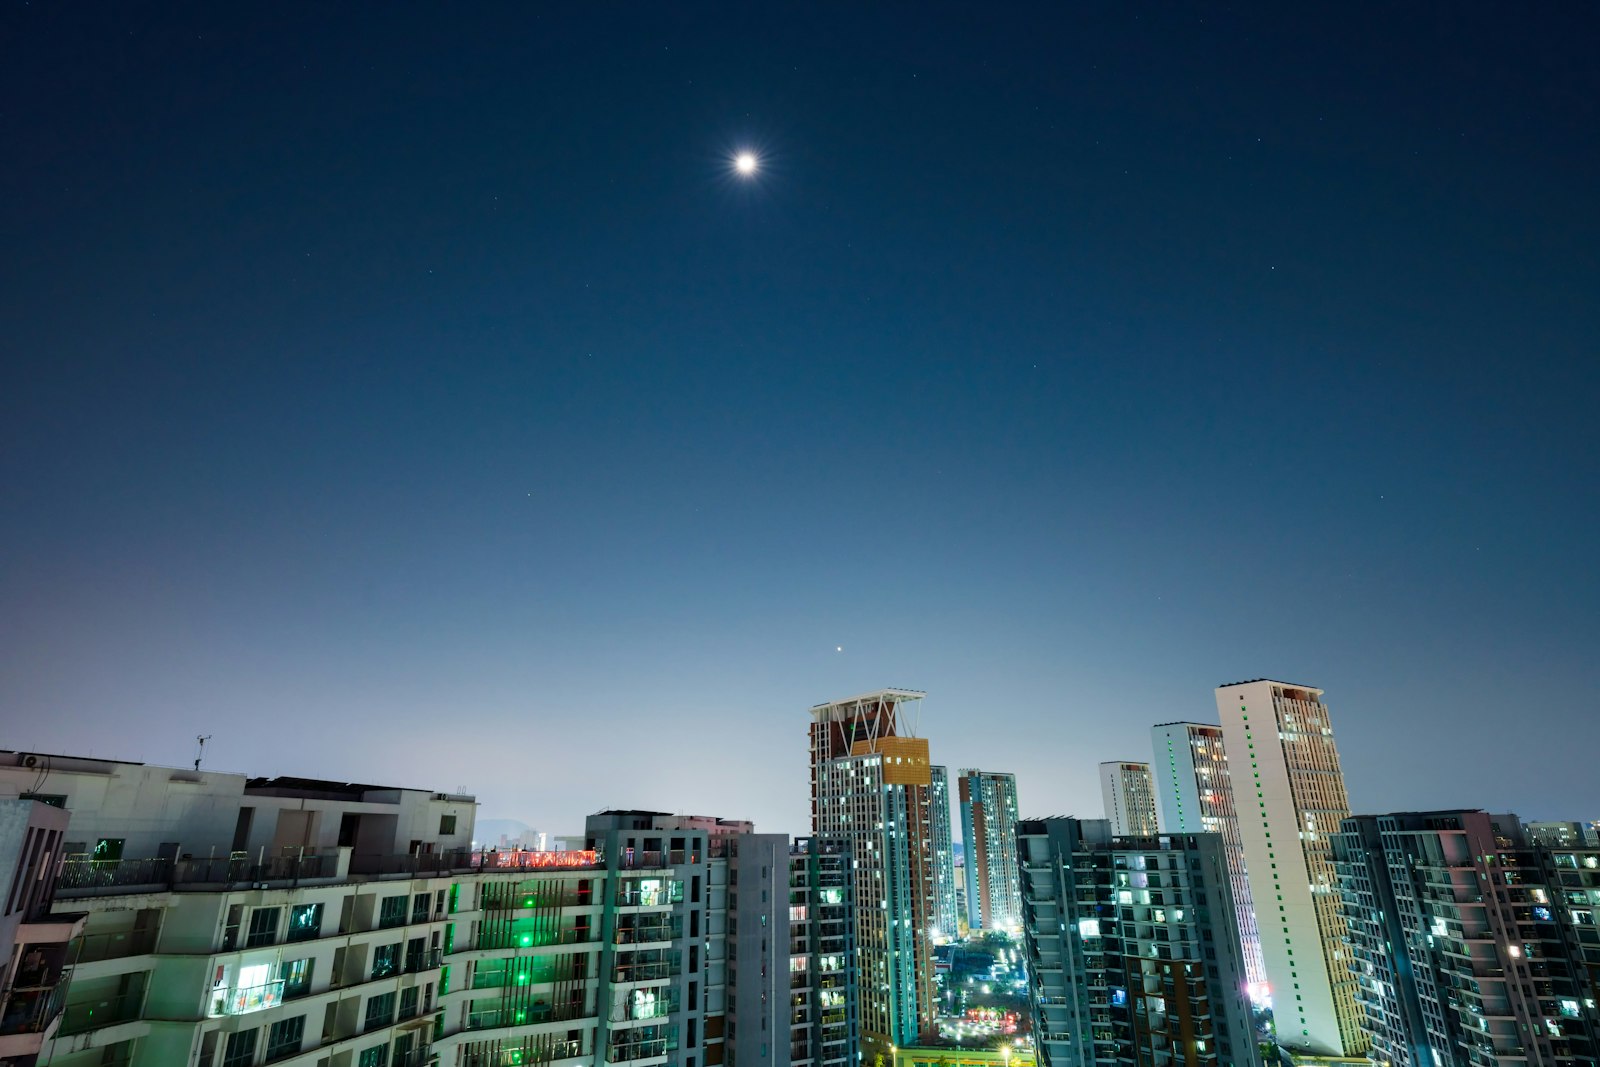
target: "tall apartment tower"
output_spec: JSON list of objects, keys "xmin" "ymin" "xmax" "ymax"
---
[
  {"xmin": 809, "ymin": 690, "xmax": 937, "ymax": 1052},
  {"xmin": 1150, "ymin": 722, "xmax": 1265, "ymax": 991},
  {"xmin": 957, "ymin": 770, "xmax": 1022, "ymax": 932},
  {"xmin": 1334, "ymin": 810, "xmax": 1600, "ymax": 1067},
  {"xmin": 928, "ymin": 766, "xmax": 960, "ymax": 942},
  {"xmin": 787, "ymin": 839, "xmax": 860, "ymax": 1067},
  {"xmin": 1098, "ymin": 762, "xmax": 1158, "ymax": 837},
  {"xmin": 1017, "ymin": 818, "xmax": 1263, "ymax": 1067},
  {"xmin": 1216, "ymin": 680, "xmax": 1366, "ymax": 1058}
]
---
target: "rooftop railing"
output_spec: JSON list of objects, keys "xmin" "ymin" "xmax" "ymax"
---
[
  {"xmin": 54, "ymin": 847, "xmax": 612, "ymax": 897},
  {"xmin": 56, "ymin": 853, "xmax": 343, "ymax": 895}
]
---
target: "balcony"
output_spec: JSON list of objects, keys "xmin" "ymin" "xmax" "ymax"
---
[
  {"xmin": 612, "ymin": 922, "xmax": 679, "ymax": 947},
  {"xmin": 0, "ymin": 970, "xmax": 71, "ymax": 1040},
  {"xmin": 74, "ymin": 926, "xmax": 160, "ymax": 964},
  {"xmin": 614, "ymin": 961, "xmax": 678, "ymax": 984},
  {"xmin": 461, "ymin": 1039, "xmax": 584, "ymax": 1067},
  {"xmin": 59, "ymin": 991, "xmax": 144, "ymax": 1036},
  {"xmin": 477, "ymin": 927, "xmax": 593, "ymax": 951},
  {"xmin": 209, "ymin": 980, "xmax": 285, "ymax": 1017},
  {"xmin": 465, "ymin": 999, "xmax": 589, "ymax": 1031},
  {"xmin": 405, "ymin": 948, "xmax": 445, "ymax": 974},
  {"xmin": 608, "ymin": 850, "xmax": 699, "ymax": 870},
  {"xmin": 607, "ymin": 1037, "xmax": 671, "ymax": 1064}
]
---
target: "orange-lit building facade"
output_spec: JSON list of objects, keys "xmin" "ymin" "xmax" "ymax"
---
[{"xmin": 809, "ymin": 690, "xmax": 938, "ymax": 1053}]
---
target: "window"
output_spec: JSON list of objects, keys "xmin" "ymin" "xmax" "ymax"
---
[
  {"xmin": 267, "ymin": 1015, "xmax": 305, "ymax": 1061},
  {"xmin": 92, "ymin": 838, "xmax": 125, "ymax": 864},
  {"xmin": 287, "ymin": 903, "xmax": 323, "ymax": 942},
  {"xmin": 221, "ymin": 1028, "xmax": 259, "ymax": 1067},
  {"xmin": 280, "ymin": 957, "xmax": 314, "ymax": 998},
  {"xmin": 404, "ymin": 936, "xmax": 426, "ymax": 972},
  {"xmin": 412, "ymin": 893, "xmax": 431, "ymax": 924},
  {"xmin": 365, "ymin": 991, "xmax": 396, "ymax": 1032},
  {"xmin": 372, "ymin": 943, "xmax": 400, "ymax": 979},
  {"xmin": 246, "ymin": 907, "xmax": 281, "ymax": 948},
  {"xmin": 399, "ymin": 986, "xmax": 420, "ymax": 1020},
  {"xmin": 379, "ymin": 895, "xmax": 407, "ymax": 928},
  {"xmin": 358, "ymin": 1044, "xmax": 390, "ymax": 1067},
  {"xmin": 440, "ymin": 814, "xmax": 457, "ymax": 835}
]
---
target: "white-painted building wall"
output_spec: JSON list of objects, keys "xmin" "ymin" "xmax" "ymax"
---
[{"xmin": 1216, "ymin": 680, "xmax": 1367, "ymax": 1058}]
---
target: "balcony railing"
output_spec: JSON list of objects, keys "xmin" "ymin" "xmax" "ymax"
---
[
  {"xmin": 465, "ymin": 999, "xmax": 589, "ymax": 1031},
  {"xmin": 59, "ymin": 991, "xmax": 144, "ymax": 1036},
  {"xmin": 210, "ymin": 979, "xmax": 285, "ymax": 1017},
  {"xmin": 614, "ymin": 961, "xmax": 678, "ymax": 983},
  {"xmin": 405, "ymin": 948, "xmax": 444, "ymax": 974},
  {"xmin": 608, "ymin": 851, "xmax": 700, "ymax": 870},
  {"xmin": 612, "ymin": 924, "xmax": 678, "ymax": 946},
  {"xmin": 476, "ymin": 927, "xmax": 593, "ymax": 951},
  {"xmin": 57, "ymin": 853, "xmax": 343, "ymax": 894},
  {"xmin": 461, "ymin": 1039, "xmax": 583, "ymax": 1067},
  {"xmin": 607, "ymin": 1038, "xmax": 670, "ymax": 1063},
  {"xmin": 0, "ymin": 975, "xmax": 71, "ymax": 1036},
  {"xmin": 74, "ymin": 926, "xmax": 160, "ymax": 963}
]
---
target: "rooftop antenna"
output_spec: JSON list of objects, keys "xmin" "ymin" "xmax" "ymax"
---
[{"xmin": 194, "ymin": 734, "xmax": 213, "ymax": 772}]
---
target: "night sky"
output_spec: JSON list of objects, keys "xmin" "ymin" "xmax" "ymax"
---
[{"xmin": 4, "ymin": 6, "xmax": 1597, "ymax": 839}]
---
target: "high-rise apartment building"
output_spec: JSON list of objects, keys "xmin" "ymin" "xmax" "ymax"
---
[
  {"xmin": 0, "ymin": 796, "xmax": 83, "ymax": 1067},
  {"xmin": 0, "ymin": 752, "xmax": 853, "ymax": 1067},
  {"xmin": 1526, "ymin": 822, "xmax": 1600, "ymax": 849},
  {"xmin": 1098, "ymin": 763, "xmax": 1157, "ymax": 838},
  {"xmin": 809, "ymin": 690, "xmax": 938, "ymax": 1052},
  {"xmin": 928, "ymin": 767, "xmax": 960, "ymax": 943},
  {"xmin": 1216, "ymin": 680, "xmax": 1365, "ymax": 1058},
  {"xmin": 1150, "ymin": 722, "xmax": 1264, "ymax": 991},
  {"xmin": 1334, "ymin": 810, "xmax": 1600, "ymax": 1067},
  {"xmin": 786, "ymin": 839, "xmax": 859, "ymax": 1067},
  {"xmin": 957, "ymin": 770, "xmax": 1021, "ymax": 933},
  {"xmin": 1017, "ymin": 818, "xmax": 1262, "ymax": 1067}
]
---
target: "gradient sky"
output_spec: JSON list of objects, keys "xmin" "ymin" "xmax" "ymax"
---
[{"xmin": 4, "ymin": 6, "xmax": 1597, "ymax": 840}]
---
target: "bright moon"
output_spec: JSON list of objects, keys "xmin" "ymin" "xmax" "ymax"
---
[{"xmin": 734, "ymin": 151, "xmax": 759, "ymax": 176}]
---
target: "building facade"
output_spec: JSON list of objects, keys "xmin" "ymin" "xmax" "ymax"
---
[
  {"xmin": 1, "ymin": 753, "xmax": 852, "ymax": 1067},
  {"xmin": 1334, "ymin": 810, "xmax": 1600, "ymax": 1066},
  {"xmin": 1526, "ymin": 822, "xmax": 1600, "ymax": 849},
  {"xmin": 1096, "ymin": 764, "xmax": 1157, "ymax": 839},
  {"xmin": 786, "ymin": 839, "xmax": 858, "ymax": 1067},
  {"xmin": 1016, "ymin": 818, "xmax": 1261, "ymax": 1067},
  {"xmin": 957, "ymin": 771, "xmax": 1020, "ymax": 934},
  {"xmin": 1215, "ymin": 681, "xmax": 1365, "ymax": 1058},
  {"xmin": 0, "ymin": 796, "xmax": 84, "ymax": 1067},
  {"xmin": 809, "ymin": 690, "xmax": 938, "ymax": 1052},
  {"xmin": 928, "ymin": 768, "xmax": 960, "ymax": 944},
  {"xmin": 1149, "ymin": 722, "xmax": 1264, "ymax": 992}
]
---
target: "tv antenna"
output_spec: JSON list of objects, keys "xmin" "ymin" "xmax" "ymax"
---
[{"xmin": 194, "ymin": 735, "xmax": 213, "ymax": 772}]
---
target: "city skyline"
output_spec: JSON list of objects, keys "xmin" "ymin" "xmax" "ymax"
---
[{"xmin": 5, "ymin": 6, "xmax": 1598, "ymax": 839}]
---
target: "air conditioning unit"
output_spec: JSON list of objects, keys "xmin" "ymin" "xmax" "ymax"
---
[{"xmin": 21, "ymin": 754, "xmax": 39, "ymax": 768}]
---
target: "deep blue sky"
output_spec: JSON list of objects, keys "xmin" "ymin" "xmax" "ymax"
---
[{"xmin": 4, "ymin": 5, "xmax": 1596, "ymax": 839}]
